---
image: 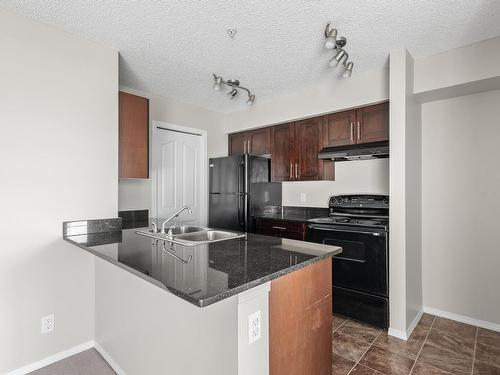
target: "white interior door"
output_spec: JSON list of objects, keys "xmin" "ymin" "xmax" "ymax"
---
[{"xmin": 154, "ymin": 124, "xmax": 206, "ymax": 226}]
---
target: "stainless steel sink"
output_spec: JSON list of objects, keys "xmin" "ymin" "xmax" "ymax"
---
[
  {"xmin": 135, "ymin": 228, "xmax": 245, "ymax": 246},
  {"xmin": 175, "ymin": 230, "xmax": 244, "ymax": 243},
  {"xmin": 148, "ymin": 226, "xmax": 205, "ymax": 235}
]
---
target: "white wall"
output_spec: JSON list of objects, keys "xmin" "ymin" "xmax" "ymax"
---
[
  {"xmin": 421, "ymin": 90, "xmax": 500, "ymax": 328},
  {"xmin": 118, "ymin": 87, "xmax": 224, "ymax": 212},
  {"xmin": 222, "ymin": 68, "xmax": 390, "ymax": 207},
  {"xmin": 282, "ymin": 159, "xmax": 389, "ymax": 207},
  {"xmin": 414, "ymin": 37, "xmax": 500, "ymax": 95},
  {"xmin": 0, "ymin": 9, "xmax": 118, "ymax": 374},
  {"xmin": 389, "ymin": 49, "xmax": 423, "ymax": 339}
]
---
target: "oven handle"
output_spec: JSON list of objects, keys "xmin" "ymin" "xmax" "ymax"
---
[{"xmin": 308, "ymin": 225, "xmax": 387, "ymax": 237}]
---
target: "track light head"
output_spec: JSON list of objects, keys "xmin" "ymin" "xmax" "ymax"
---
[
  {"xmin": 324, "ymin": 24, "xmax": 338, "ymax": 50},
  {"xmin": 247, "ymin": 94, "xmax": 255, "ymax": 106},
  {"xmin": 342, "ymin": 62, "xmax": 354, "ymax": 79},
  {"xmin": 228, "ymin": 88, "xmax": 238, "ymax": 99},
  {"xmin": 329, "ymin": 49, "xmax": 346, "ymax": 67},
  {"xmin": 213, "ymin": 74, "xmax": 223, "ymax": 91}
]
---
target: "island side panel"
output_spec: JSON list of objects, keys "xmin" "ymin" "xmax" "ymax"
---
[
  {"xmin": 94, "ymin": 257, "xmax": 239, "ymax": 375},
  {"xmin": 269, "ymin": 258, "xmax": 332, "ymax": 375}
]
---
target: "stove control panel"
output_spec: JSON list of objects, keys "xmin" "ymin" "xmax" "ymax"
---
[{"xmin": 329, "ymin": 195, "xmax": 389, "ymax": 209}]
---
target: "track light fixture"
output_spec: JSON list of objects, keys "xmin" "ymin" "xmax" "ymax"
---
[
  {"xmin": 212, "ymin": 73, "xmax": 256, "ymax": 106},
  {"xmin": 324, "ymin": 22, "xmax": 354, "ymax": 79}
]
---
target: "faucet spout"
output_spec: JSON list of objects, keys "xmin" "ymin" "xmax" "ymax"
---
[{"xmin": 161, "ymin": 205, "xmax": 193, "ymax": 234}]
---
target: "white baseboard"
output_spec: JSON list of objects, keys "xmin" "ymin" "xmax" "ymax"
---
[
  {"xmin": 94, "ymin": 341, "xmax": 127, "ymax": 375},
  {"xmin": 5, "ymin": 340, "xmax": 95, "ymax": 375},
  {"xmin": 388, "ymin": 327, "xmax": 408, "ymax": 340},
  {"xmin": 424, "ymin": 306, "xmax": 500, "ymax": 333},
  {"xmin": 406, "ymin": 309, "xmax": 424, "ymax": 338}
]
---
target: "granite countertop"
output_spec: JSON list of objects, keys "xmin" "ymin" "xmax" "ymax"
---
[{"xmin": 63, "ymin": 219, "xmax": 341, "ymax": 308}]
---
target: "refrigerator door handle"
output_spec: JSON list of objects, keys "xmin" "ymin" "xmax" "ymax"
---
[{"xmin": 237, "ymin": 158, "xmax": 246, "ymax": 228}]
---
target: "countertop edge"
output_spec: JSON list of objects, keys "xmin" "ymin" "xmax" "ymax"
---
[{"xmin": 64, "ymin": 235, "xmax": 341, "ymax": 308}]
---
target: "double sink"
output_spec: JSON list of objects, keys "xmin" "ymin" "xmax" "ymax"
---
[{"xmin": 135, "ymin": 226, "xmax": 246, "ymax": 247}]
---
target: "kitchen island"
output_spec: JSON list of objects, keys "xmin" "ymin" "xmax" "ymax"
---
[{"xmin": 63, "ymin": 218, "xmax": 341, "ymax": 375}]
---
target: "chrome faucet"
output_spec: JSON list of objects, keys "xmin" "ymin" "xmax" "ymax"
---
[{"xmin": 161, "ymin": 205, "xmax": 193, "ymax": 234}]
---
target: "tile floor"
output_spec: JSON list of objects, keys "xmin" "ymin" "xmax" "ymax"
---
[{"xmin": 332, "ymin": 313, "xmax": 500, "ymax": 375}]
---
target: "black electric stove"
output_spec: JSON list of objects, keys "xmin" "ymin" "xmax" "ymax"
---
[{"xmin": 307, "ymin": 194, "xmax": 389, "ymax": 328}]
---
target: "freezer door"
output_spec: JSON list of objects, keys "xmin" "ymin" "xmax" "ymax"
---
[
  {"xmin": 209, "ymin": 193, "xmax": 246, "ymax": 231},
  {"xmin": 209, "ymin": 155, "xmax": 245, "ymax": 193}
]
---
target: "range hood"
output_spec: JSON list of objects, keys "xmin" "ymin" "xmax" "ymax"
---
[{"xmin": 318, "ymin": 141, "xmax": 389, "ymax": 161}]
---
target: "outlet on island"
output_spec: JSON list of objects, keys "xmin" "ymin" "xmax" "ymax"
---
[{"xmin": 248, "ymin": 310, "xmax": 261, "ymax": 344}]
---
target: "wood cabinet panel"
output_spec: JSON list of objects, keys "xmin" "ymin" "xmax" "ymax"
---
[
  {"xmin": 119, "ymin": 91, "xmax": 149, "ymax": 178},
  {"xmin": 270, "ymin": 258, "xmax": 332, "ymax": 375},
  {"xmin": 355, "ymin": 102, "xmax": 389, "ymax": 143},
  {"xmin": 324, "ymin": 110, "xmax": 356, "ymax": 147},
  {"xmin": 247, "ymin": 127, "xmax": 270, "ymax": 155},
  {"xmin": 270, "ymin": 124, "xmax": 294, "ymax": 182},
  {"xmin": 228, "ymin": 132, "xmax": 246, "ymax": 155},
  {"xmin": 295, "ymin": 117, "xmax": 324, "ymax": 181},
  {"xmin": 228, "ymin": 127, "xmax": 271, "ymax": 156}
]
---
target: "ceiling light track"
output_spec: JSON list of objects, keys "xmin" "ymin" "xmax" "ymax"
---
[
  {"xmin": 324, "ymin": 22, "xmax": 354, "ymax": 78},
  {"xmin": 213, "ymin": 73, "xmax": 256, "ymax": 105}
]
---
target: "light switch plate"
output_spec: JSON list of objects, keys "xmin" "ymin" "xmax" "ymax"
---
[{"xmin": 248, "ymin": 310, "xmax": 261, "ymax": 344}]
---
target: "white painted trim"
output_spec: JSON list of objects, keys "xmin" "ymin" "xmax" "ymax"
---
[
  {"xmin": 151, "ymin": 120, "xmax": 209, "ymax": 226},
  {"xmin": 94, "ymin": 342, "xmax": 127, "ymax": 375},
  {"xmin": 5, "ymin": 340, "xmax": 95, "ymax": 375},
  {"xmin": 238, "ymin": 281, "xmax": 271, "ymax": 304},
  {"xmin": 424, "ymin": 306, "xmax": 500, "ymax": 333},
  {"xmin": 406, "ymin": 309, "xmax": 424, "ymax": 338},
  {"xmin": 388, "ymin": 327, "xmax": 408, "ymax": 341}
]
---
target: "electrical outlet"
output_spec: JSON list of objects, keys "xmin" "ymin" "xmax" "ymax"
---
[
  {"xmin": 300, "ymin": 193, "xmax": 307, "ymax": 203},
  {"xmin": 41, "ymin": 314, "xmax": 54, "ymax": 334},
  {"xmin": 248, "ymin": 310, "xmax": 261, "ymax": 344}
]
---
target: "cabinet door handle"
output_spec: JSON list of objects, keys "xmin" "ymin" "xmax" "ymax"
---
[
  {"xmin": 295, "ymin": 163, "xmax": 298, "ymax": 179},
  {"xmin": 243, "ymin": 140, "xmax": 246, "ymax": 154},
  {"xmin": 289, "ymin": 162, "xmax": 293, "ymax": 180},
  {"xmin": 272, "ymin": 226, "xmax": 287, "ymax": 230},
  {"xmin": 350, "ymin": 122, "xmax": 354, "ymax": 142},
  {"xmin": 357, "ymin": 121, "xmax": 361, "ymax": 141}
]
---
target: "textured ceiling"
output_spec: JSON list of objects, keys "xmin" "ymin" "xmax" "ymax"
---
[{"xmin": 2, "ymin": 1, "xmax": 500, "ymax": 113}]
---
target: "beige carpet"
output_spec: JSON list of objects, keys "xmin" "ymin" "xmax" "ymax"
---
[{"xmin": 29, "ymin": 349, "xmax": 115, "ymax": 375}]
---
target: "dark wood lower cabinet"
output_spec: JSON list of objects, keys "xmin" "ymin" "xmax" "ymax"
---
[
  {"xmin": 254, "ymin": 218, "xmax": 307, "ymax": 241},
  {"xmin": 269, "ymin": 258, "xmax": 333, "ymax": 375}
]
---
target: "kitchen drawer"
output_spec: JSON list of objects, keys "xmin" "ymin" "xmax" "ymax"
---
[{"xmin": 254, "ymin": 218, "xmax": 307, "ymax": 240}]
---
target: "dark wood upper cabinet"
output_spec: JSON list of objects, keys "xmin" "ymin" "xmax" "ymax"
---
[
  {"xmin": 323, "ymin": 102, "xmax": 389, "ymax": 147},
  {"xmin": 270, "ymin": 119, "xmax": 333, "ymax": 182},
  {"xmin": 228, "ymin": 132, "xmax": 246, "ymax": 155},
  {"xmin": 270, "ymin": 124, "xmax": 294, "ymax": 182},
  {"xmin": 295, "ymin": 117, "xmax": 324, "ymax": 181},
  {"xmin": 228, "ymin": 127, "xmax": 271, "ymax": 156},
  {"xmin": 355, "ymin": 102, "xmax": 389, "ymax": 144},
  {"xmin": 227, "ymin": 102, "xmax": 387, "ymax": 183},
  {"xmin": 119, "ymin": 91, "xmax": 149, "ymax": 178},
  {"xmin": 247, "ymin": 127, "xmax": 270, "ymax": 155},
  {"xmin": 324, "ymin": 110, "xmax": 357, "ymax": 146}
]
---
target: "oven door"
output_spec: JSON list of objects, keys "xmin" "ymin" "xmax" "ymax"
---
[{"xmin": 307, "ymin": 224, "xmax": 388, "ymax": 297}]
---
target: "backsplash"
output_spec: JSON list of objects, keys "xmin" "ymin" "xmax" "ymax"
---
[{"xmin": 282, "ymin": 159, "xmax": 389, "ymax": 207}]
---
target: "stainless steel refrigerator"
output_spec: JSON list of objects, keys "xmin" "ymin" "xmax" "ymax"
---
[{"xmin": 209, "ymin": 154, "xmax": 282, "ymax": 232}]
